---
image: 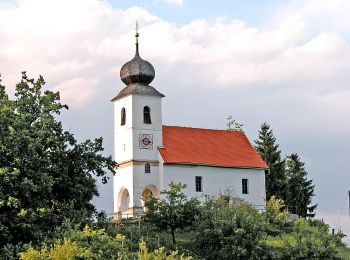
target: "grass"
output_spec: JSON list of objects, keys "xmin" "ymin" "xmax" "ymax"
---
[{"xmin": 337, "ymin": 246, "xmax": 350, "ymax": 260}]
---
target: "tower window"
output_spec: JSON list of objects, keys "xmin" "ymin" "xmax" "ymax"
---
[
  {"xmin": 195, "ymin": 176, "xmax": 202, "ymax": 192},
  {"xmin": 143, "ymin": 106, "xmax": 151, "ymax": 124},
  {"xmin": 121, "ymin": 107, "xmax": 126, "ymax": 126},
  {"xmin": 242, "ymin": 179, "xmax": 249, "ymax": 194},
  {"xmin": 145, "ymin": 163, "xmax": 151, "ymax": 173}
]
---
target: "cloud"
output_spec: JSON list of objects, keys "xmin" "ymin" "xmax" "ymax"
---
[
  {"xmin": 1, "ymin": 0, "xmax": 349, "ymax": 111},
  {"xmin": 0, "ymin": 0, "xmax": 160, "ymax": 103},
  {"xmin": 156, "ymin": 0, "xmax": 184, "ymax": 6},
  {"xmin": 53, "ymin": 78, "xmax": 98, "ymax": 108}
]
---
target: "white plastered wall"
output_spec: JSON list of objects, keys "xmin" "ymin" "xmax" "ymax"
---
[
  {"xmin": 113, "ymin": 92, "xmax": 163, "ymax": 213},
  {"xmin": 132, "ymin": 164, "xmax": 160, "ymax": 209},
  {"xmin": 114, "ymin": 95, "xmax": 133, "ymax": 164},
  {"xmin": 131, "ymin": 94, "xmax": 163, "ymax": 161},
  {"xmin": 161, "ymin": 164, "xmax": 266, "ymax": 207},
  {"xmin": 113, "ymin": 166, "xmax": 133, "ymax": 212}
]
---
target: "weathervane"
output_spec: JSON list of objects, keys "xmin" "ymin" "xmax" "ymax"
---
[
  {"xmin": 135, "ymin": 21, "xmax": 139, "ymax": 44},
  {"xmin": 135, "ymin": 20, "xmax": 140, "ymax": 56}
]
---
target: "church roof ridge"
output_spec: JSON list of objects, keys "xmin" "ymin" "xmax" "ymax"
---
[{"xmin": 162, "ymin": 125, "xmax": 243, "ymax": 133}]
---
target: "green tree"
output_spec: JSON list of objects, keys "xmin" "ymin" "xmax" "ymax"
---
[
  {"xmin": 143, "ymin": 183, "xmax": 200, "ymax": 249},
  {"xmin": 0, "ymin": 72, "xmax": 114, "ymax": 254},
  {"xmin": 194, "ymin": 196, "xmax": 266, "ymax": 260},
  {"xmin": 254, "ymin": 123, "xmax": 286, "ymax": 201},
  {"xmin": 284, "ymin": 153, "xmax": 317, "ymax": 217}
]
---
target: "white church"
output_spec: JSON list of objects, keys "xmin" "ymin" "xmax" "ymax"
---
[{"xmin": 112, "ymin": 30, "xmax": 268, "ymax": 219}]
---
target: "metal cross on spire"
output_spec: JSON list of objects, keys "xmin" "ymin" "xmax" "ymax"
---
[
  {"xmin": 135, "ymin": 20, "xmax": 140, "ymax": 56},
  {"xmin": 135, "ymin": 21, "xmax": 139, "ymax": 43}
]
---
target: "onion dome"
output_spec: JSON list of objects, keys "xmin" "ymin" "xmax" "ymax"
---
[
  {"xmin": 120, "ymin": 27, "xmax": 155, "ymax": 86},
  {"xmin": 112, "ymin": 23, "xmax": 164, "ymax": 101}
]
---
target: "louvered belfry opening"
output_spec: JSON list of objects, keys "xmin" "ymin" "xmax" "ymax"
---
[{"xmin": 143, "ymin": 106, "xmax": 151, "ymax": 124}]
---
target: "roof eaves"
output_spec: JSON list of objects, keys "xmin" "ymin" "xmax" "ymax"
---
[
  {"xmin": 163, "ymin": 162, "xmax": 269, "ymax": 170},
  {"xmin": 111, "ymin": 84, "xmax": 165, "ymax": 101}
]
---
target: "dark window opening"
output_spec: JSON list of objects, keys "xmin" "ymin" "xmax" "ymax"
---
[
  {"xmin": 143, "ymin": 106, "xmax": 151, "ymax": 124},
  {"xmin": 195, "ymin": 176, "xmax": 202, "ymax": 192},
  {"xmin": 242, "ymin": 179, "xmax": 248, "ymax": 194},
  {"xmin": 121, "ymin": 107, "xmax": 126, "ymax": 126},
  {"xmin": 145, "ymin": 163, "xmax": 151, "ymax": 173}
]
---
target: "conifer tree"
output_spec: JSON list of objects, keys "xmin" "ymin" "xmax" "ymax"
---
[
  {"xmin": 285, "ymin": 153, "xmax": 317, "ymax": 217},
  {"xmin": 254, "ymin": 123, "xmax": 286, "ymax": 201}
]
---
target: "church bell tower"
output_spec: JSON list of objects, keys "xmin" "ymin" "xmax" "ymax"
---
[{"xmin": 112, "ymin": 24, "xmax": 164, "ymax": 218}]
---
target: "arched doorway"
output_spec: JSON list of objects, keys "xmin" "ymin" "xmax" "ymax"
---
[
  {"xmin": 117, "ymin": 187, "xmax": 130, "ymax": 212},
  {"xmin": 140, "ymin": 185, "xmax": 158, "ymax": 213}
]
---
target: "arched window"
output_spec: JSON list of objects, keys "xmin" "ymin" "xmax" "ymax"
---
[
  {"xmin": 121, "ymin": 107, "xmax": 126, "ymax": 126},
  {"xmin": 143, "ymin": 106, "xmax": 151, "ymax": 124},
  {"xmin": 145, "ymin": 163, "xmax": 151, "ymax": 173}
]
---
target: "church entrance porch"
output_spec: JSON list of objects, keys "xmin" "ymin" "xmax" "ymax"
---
[
  {"xmin": 113, "ymin": 187, "xmax": 132, "ymax": 222},
  {"xmin": 113, "ymin": 185, "xmax": 159, "ymax": 222},
  {"xmin": 140, "ymin": 185, "xmax": 158, "ymax": 213}
]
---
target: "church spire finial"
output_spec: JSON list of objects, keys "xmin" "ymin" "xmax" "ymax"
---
[{"xmin": 135, "ymin": 21, "xmax": 139, "ymax": 56}]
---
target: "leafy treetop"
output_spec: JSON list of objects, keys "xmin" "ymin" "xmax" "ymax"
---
[{"xmin": 0, "ymin": 72, "xmax": 114, "ymax": 252}]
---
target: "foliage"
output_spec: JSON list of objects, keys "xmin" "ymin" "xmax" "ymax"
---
[
  {"xmin": 0, "ymin": 72, "xmax": 114, "ymax": 255},
  {"xmin": 261, "ymin": 198, "xmax": 342, "ymax": 259},
  {"xmin": 194, "ymin": 196, "xmax": 266, "ymax": 259},
  {"xmin": 262, "ymin": 196, "xmax": 291, "ymax": 235},
  {"xmin": 138, "ymin": 240, "xmax": 192, "ymax": 260},
  {"xmin": 20, "ymin": 226, "xmax": 192, "ymax": 260},
  {"xmin": 20, "ymin": 226, "xmax": 131, "ymax": 259},
  {"xmin": 20, "ymin": 238, "xmax": 90, "ymax": 260},
  {"xmin": 193, "ymin": 195, "xmax": 340, "ymax": 260},
  {"xmin": 254, "ymin": 122, "xmax": 286, "ymax": 201},
  {"xmin": 284, "ymin": 153, "xmax": 317, "ymax": 217},
  {"xmin": 17, "ymin": 192, "xmax": 342, "ymax": 259},
  {"xmin": 143, "ymin": 183, "xmax": 200, "ymax": 249},
  {"xmin": 336, "ymin": 246, "xmax": 350, "ymax": 259},
  {"xmin": 259, "ymin": 218, "xmax": 340, "ymax": 259}
]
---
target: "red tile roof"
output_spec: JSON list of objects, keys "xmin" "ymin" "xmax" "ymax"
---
[{"xmin": 158, "ymin": 126, "xmax": 268, "ymax": 169}]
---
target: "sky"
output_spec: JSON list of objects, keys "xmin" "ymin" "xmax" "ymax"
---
[{"xmin": 0, "ymin": 0, "xmax": 349, "ymax": 243}]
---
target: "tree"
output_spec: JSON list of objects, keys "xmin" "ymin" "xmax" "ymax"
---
[
  {"xmin": 284, "ymin": 153, "xmax": 317, "ymax": 217},
  {"xmin": 143, "ymin": 182, "xmax": 200, "ymax": 249},
  {"xmin": 254, "ymin": 123, "xmax": 286, "ymax": 201},
  {"xmin": 194, "ymin": 196, "xmax": 266, "ymax": 260},
  {"xmin": 0, "ymin": 72, "xmax": 114, "ymax": 254}
]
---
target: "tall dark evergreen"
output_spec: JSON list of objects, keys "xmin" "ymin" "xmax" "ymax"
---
[
  {"xmin": 285, "ymin": 153, "xmax": 317, "ymax": 217},
  {"xmin": 254, "ymin": 123, "xmax": 286, "ymax": 201},
  {"xmin": 0, "ymin": 72, "xmax": 114, "ymax": 253}
]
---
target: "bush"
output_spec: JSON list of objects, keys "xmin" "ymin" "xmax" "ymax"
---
[
  {"xmin": 19, "ymin": 225, "xmax": 193, "ymax": 260},
  {"xmin": 260, "ymin": 218, "xmax": 340, "ymax": 259},
  {"xmin": 194, "ymin": 196, "xmax": 266, "ymax": 259},
  {"xmin": 20, "ymin": 226, "xmax": 131, "ymax": 259},
  {"xmin": 193, "ymin": 195, "xmax": 341, "ymax": 260}
]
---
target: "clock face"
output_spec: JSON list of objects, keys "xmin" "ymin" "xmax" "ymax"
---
[{"xmin": 139, "ymin": 134, "xmax": 153, "ymax": 149}]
